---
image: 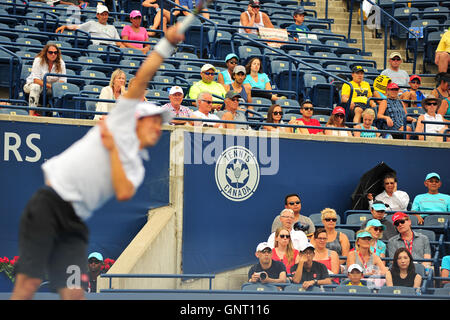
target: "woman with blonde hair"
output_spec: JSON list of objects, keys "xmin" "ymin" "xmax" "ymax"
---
[
  {"xmin": 353, "ymin": 108, "xmax": 380, "ymax": 138},
  {"xmin": 23, "ymin": 43, "xmax": 67, "ymax": 116},
  {"xmin": 271, "ymin": 227, "xmax": 300, "ymax": 276},
  {"xmin": 95, "ymin": 69, "xmax": 127, "ymax": 120},
  {"xmin": 319, "ymin": 208, "xmax": 350, "ymax": 265},
  {"xmin": 364, "ymin": 219, "xmax": 386, "ymax": 263}
]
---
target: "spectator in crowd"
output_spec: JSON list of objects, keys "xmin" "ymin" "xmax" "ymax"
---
[
  {"xmin": 386, "ymin": 247, "xmax": 422, "ymax": 288},
  {"xmin": 161, "ymin": 86, "xmax": 193, "ymax": 125},
  {"xmin": 361, "ymin": 201, "xmax": 398, "ymax": 241},
  {"xmin": 191, "ymin": 92, "xmax": 222, "ymax": 128},
  {"xmin": 188, "ymin": 64, "xmax": 227, "ymax": 109},
  {"xmin": 55, "ymin": 5, "xmax": 124, "ymax": 47},
  {"xmin": 95, "ymin": 69, "xmax": 127, "ymax": 120},
  {"xmin": 381, "ymin": 52, "xmax": 410, "ymax": 87},
  {"xmin": 441, "ymin": 255, "xmax": 450, "ymax": 286},
  {"xmin": 218, "ymin": 53, "xmax": 239, "ymax": 86},
  {"xmin": 367, "ymin": 173, "xmax": 410, "ymax": 212},
  {"xmin": 377, "ymin": 82, "xmax": 415, "ymax": 139},
  {"xmin": 319, "ymin": 208, "xmax": 350, "ymax": 265},
  {"xmin": 388, "ymin": 212, "xmax": 432, "ymax": 268},
  {"xmin": 347, "ymin": 231, "xmax": 387, "ymax": 277},
  {"xmin": 353, "ymin": 108, "xmax": 380, "ymax": 138},
  {"xmin": 411, "ymin": 172, "xmax": 450, "ymax": 223},
  {"xmin": 289, "ymin": 99, "xmax": 324, "ymax": 135},
  {"xmin": 23, "ymin": 43, "xmax": 67, "ymax": 116},
  {"xmin": 268, "ymin": 209, "xmax": 309, "ymax": 251},
  {"xmin": 271, "ymin": 227, "xmax": 300, "ymax": 276},
  {"xmin": 84, "ymin": 252, "xmax": 105, "ymax": 293},
  {"xmin": 324, "ymin": 106, "xmax": 352, "ymax": 137},
  {"xmin": 400, "ymin": 75, "xmax": 425, "ymax": 108},
  {"xmin": 341, "ymin": 65, "xmax": 377, "ymax": 124},
  {"xmin": 312, "ymin": 228, "xmax": 340, "ymax": 284},
  {"xmin": 263, "ymin": 104, "xmax": 291, "ymax": 133},
  {"xmin": 434, "ymin": 29, "xmax": 450, "ymax": 73},
  {"xmin": 244, "ymin": 57, "xmax": 279, "ymax": 101},
  {"xmin": 271, "ymin": 194, "xmax": 315, "ymax": 236},
  {"xmin": 431, "ymin": 73, "xmax": 450, "ymax": 109},
  {"xmin": 239, "ymin": 0, "xmax": 274, "ymax": 35},
  {"xmin": 218, "ymin": 90, "xmax": 249, "ymax": 130},
  {"xmin": 178, "ymin": 0, "xmax": 210, "ymax": 19},
  {"xmin": 286, "ymin": 7, "xmax": 310, "ymax": 40},
  {"xmin": 58, "ymin": 0, "xmax": 83, "ymax": 6},
  {"xmin": 121, "ymin": 10, "xmax": 151, "ymax": 55},
  {"xmin": 142, "ymin": 0, "xmax": 179, "ymax": 36},
  {"xmin": 372, "ymin": 74, "xmax": 391, "ymax": 104},
  {"xmin": 415, "ymin": 95, "xmax": 449, "ymax": 142},
  {"xmin": 364, "ymin": 219, "xmax": 386, "ymax": 261},
  {"xmin": 291, "ymin": 243, "xmax": 332, "ymax": 288},
  {"xmin": 223, "ymin": 65, "xmax": 253, "ymax": 104},
  {"xmin": 248, "ymin": 242, "xmax": 287, "ymax": 286},
  {"xmin": 346, "ymin": 264, "xmax": 365, "ymax": 286}
]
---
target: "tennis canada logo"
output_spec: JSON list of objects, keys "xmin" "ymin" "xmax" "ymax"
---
[{"xmin": 215, "ymin": 146, "xmax": 260, "ymax": 202}]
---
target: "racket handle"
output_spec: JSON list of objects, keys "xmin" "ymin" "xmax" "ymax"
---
[{"xmin": 177, "ymin": 14, "xmax": 196, "ymax": 34}]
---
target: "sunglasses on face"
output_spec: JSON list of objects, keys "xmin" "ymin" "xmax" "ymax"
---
[
  {"xmin": 324, "ymin": 218, "xmax": 337, "ymax": 222},
  {"xmin": 228, "ymin": 60, "xmax": 237, "ymax": 65},
  {"xmin": 88, "ymin": 259, "xmax": 101, "ymax": 264},
  {"xmin": 335, "ymin": 114, "xmax": 344, "ymax": 118},
  {"xmin": 426, "ymin": 102, "xmax": 438, "ymax": 106},
  {"xmin": 302, "ymin": 107, "xmax": 314, "ymax": 111},
  {"xmin": 373, "ymin": 227, "xmax": 383, "ymax": 232},
  {"xmin": 279, "ymin": 234, "xmax": 290, "ymax": 239},
  {"xmin": 385, "ymin": 182, "xmax": 395, "ymax": 185},
  {"xmin": 288, "ymin": 201, "xmax": 301, "ymax": 205},
  {"xmin": 201, "ymin": 99, "xmax": 213, "ymax": 104},
  {"xmin": 394, "ymin": 219, "xmax": 408, "ymax": 227},
  {"xmin": 359, "ymin": 237, "xmax": 372, "ymax": 241},
  {"xmin": 261, "ymin": 249, "xmax": 271, "ymax": 254},
  {"xmin": 251, "ymin": 5, "xmax": 260, "ymax": 8},
  {"xmin": 391, "ymin": 58, "xmax": 401, "ymax": 61},
  {"xmin": 203, "ymin": 72, "xmax": 216, "ymax": 76},
  {"xmin": 410, "ymin": 81, "xmax": 420, "ymax": 84},
  {"xmin": 273, "ymin": 111, "xmax": 283, "ymax": 115},
  {"xmin": 47, "ymin": 50, "xmax": 58, "ymax": 55}
]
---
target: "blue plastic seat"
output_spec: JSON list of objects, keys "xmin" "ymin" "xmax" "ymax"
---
[
  {"xmin": 51, "ymin": 82, "xmax": 81, "ymax": 118},
  {"xmin": 346, "ymin": 213, "xmax": 372, "ymax": 225},
  {"xmin": 241, "ymin": 283, "xmax": 279, "ymax": 291},
  {"xmin": 378, "ymin": 286, "xmax": 417, "ymax": 296},
  {"xmin": 335, "ymin": 285, "xmax": 371, "ymax": 294},
  {"xmin": 80, "ymin": 70, "xmax": 109, "ymax": 87}
]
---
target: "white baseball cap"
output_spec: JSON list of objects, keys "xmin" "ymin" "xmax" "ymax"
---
[
  {"xmin": 135, "ymin": 102, "xmax": 172, "ymax": 124},
  {"xmin": 201, "ymin": 63, "xmax": 216, "ymax": 73},
  {"xmin": 348, "ymin": 264, "xmax": 364, "ymax": 273},
  {"xmin": 169, "ymin": 86, "xmax": 184, "ymax": 95},
  {"xmin": 96, "ymin": 4, "xmax": 109, "ymax": 14},
  {"xmin": 256, "ymin": 242, "xmax": 272, "ymax": 252}
]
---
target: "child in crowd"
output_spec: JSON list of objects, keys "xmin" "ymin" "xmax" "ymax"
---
[
  {"xmin": 353, "ymin": 108, "xmax": 380, "ymax": 138},
  {"xmin": 287, "ymin": 7, "xmax": 309, "ymax": 40},
  {"xmin": 346, "ymin": 264, "xmax": 365, "ymax": 286},
  {"xmin": 400, "ymin": 75, "xmax": 426, "ymax": 107}
]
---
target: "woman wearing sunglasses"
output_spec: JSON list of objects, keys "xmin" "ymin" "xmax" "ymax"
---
[
  {"xmin": 386, "ymin": 247, "xmax": 422, "ymax": 288},
  {"xmin": 23, "ymin": 43, "xmax": 67, "ymax": 116},
  {"xmin": 312, "ymin": 228, "xmax": 340, "ymax": 284},
  {"xmin": 263, "ymin": 104, "xmax": 291, "ymax": 132},
  {"xmin": 272, "ymin": 227, "xmax": 300, "ymax": 277},
  {"xmin": 415, "ymin": 94, "xmax": 449, "ymax": 142},
  {"xmin": 364, "ymin": 219, "xmax": 386, "ymax": 262},
  {"xmin": 320, "ymin": 208, "xmax": 350, "ymax": 265},
  {"xmin": 324, "ymin": 106, "xmax": 352, "ymax": 137}
]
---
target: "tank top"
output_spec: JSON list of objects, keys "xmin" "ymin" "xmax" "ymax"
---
[
  {"xmin": 354, "ymin": 250, "xmax": 375, "ymax": 274},
  {"xmin": 326, "ymin": 231, "xmax": 342, "ymax": 256},
  {"xmin": 435, "ymin": 88, "xmax": 450, "ymax": 111},
  {"xmin": 231, "ymin": 84, "xmax": 249, "ymax": 103},
  {"xmin": 220, "ymin": 69, "xmax": 233, "ymax": 85},
  {"xmin": 390, "ymin": 270, "xmax": 417, "ymax": 287},
  {"xmin": 315, "ymin": 249, "xmax": 340, "ymax": 284},
  {"xmin": 423, "ymin": 113, "xmax": 445, "ymax": 133},
  {"xmin": 239, "ymin": 11, "xmax": 265, "ymax": 34},
  {"xmin": 359, "ymin": 124, "xmax": 377, "ymax": 138}
]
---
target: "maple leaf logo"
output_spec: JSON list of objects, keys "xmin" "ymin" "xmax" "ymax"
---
[{"xmin": 226, "ymin": 160, "xmax": 249, "ymax": 187}]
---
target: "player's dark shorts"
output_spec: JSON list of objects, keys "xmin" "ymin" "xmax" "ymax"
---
[{"xmin": 15, "ymin": 186, "xmax": 89, "ymax": 291}]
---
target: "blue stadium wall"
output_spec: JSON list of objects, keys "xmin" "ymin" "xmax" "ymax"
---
[{"xmin": 0, "ymin": 119, "xmax": 170, "ymax": 290}]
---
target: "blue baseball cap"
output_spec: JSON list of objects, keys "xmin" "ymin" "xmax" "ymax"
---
[
  {"xmin": 371, "ymin": 202, "xmax": 387, "ymax": 212},
  {"xmin": 425, "ymin": 172, "xmax": 440, "ymax": 181},
  {"xmin": 88, "ymin": 252, "xmax": 103, "ymax": 261},
  {"xmin": 366, "ymin": 219, "xmax": 385, "ymax": 230},
  {"xmin": 356, "ymin": 231, "xmax": 373, "ymax": 239},
  {"xmin": 225, "ymin": 53, "xmax": 239, "ymax": 63}
]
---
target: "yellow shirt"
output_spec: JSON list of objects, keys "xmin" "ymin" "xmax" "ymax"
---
[
  {"xmin": 436, "ymin": 30, "xmax": 450, "ymax": 53},
  {"xmin": 341, "ymin": 80, "xmax": 372, "ymax": 105}
]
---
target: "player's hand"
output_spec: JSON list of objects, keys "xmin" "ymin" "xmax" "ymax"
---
[{"xmin": 166, "ymin": 22, "xmax": 185, "ymax": 45}]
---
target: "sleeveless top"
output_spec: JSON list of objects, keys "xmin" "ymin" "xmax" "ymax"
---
[
  {"xmin": 390, "ymin": 270, "xmax": 417, "ymax": 287},
  {"xmin": 220, "ymin": 69, "xmax": 233, "ymax": 85},
  {"xmin": 239, "ymin": 11, "xmax": 264, "ymax": 34},
  {"xmin": 354, "ymin": 250, "xmax": 375, "ymax": 274},
  {"xmin": 272, "ymin": 248, "xmax": 299, "ymax": 274},
  {"xmin": 315, "ymin": 249, "xmax": 340, "ymax": 284},
  {"xmin": 423, "ymin": 113, "xmax": 445, "ymax": 133},
  {"xmin": 385, "ymin": 98, "xmax": 406, "ymax": 130},
  {"xmin": 359, "ymin": 125, "xmax": 377, "ymax": 138},
  {"xmin": 435, "ymin": 88, "xmax": 450, "ymax": 114},
  {"xmin": 326, "ymin": 231, "xmax": 342, "ymax": 256}
]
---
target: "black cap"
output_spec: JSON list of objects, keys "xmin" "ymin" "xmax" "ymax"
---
[
  {"xmin": 352, "ymin": 65, "xmax": 365, "ymax": 73},
  {"xmin": 294, "ymin": 7, "xmax": 305, "ymax": 15}
]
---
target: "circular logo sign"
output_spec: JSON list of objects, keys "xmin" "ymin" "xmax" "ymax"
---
[{"xmin": 215, "ymin": 146, "xmax": 260, "ymax": 202}]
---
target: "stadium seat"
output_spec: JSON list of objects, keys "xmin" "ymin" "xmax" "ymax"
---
[
  {"xmin": 433, "ymin": 287, "xmax": 450, "ymax": 296},
  {"xmin": 423, "ymin": 215, "xmax": 449, "ymax": 227},
  {"xmin": 325, "ymin": 64, "xmax": 352, "ymax": 75},
  {"xmin": 283, "ymin": 112, "xmax": 300, "ymax": 122},
  {"xmin": 119, "ymin": 59, "xmax": 140, "ymax": 75},
  {"xmin": 78, "ymin": 56, "xmax": 110, "ymax": 73},
  {"xmin": 378, "ymin": 286, "xmax": 417, "ymax": 295},
  {"xmin": 50, "ymin": 82, "xmax": 81, "ymax": 118},
  {"xmin": 250, "ymin": 97, "xmax": 272, "ymax": 112},
  {"xmin": 311, "ymin": 114, "xmax": 330, "ymax": 124},
  {"xmin": 241, "ymin": 283, "xmax": 279, "ymax": 291},
  {"xmin": 422, "ymin": 6, "xmax": 449, "ymax": 24},
  {"xmin": 0, "ymin": 108, "xmax": 28, "ymax": 116},
  {"xmin": 325, "ymin": 40, "xmax": 358, "ymax": 56},
  {"xmin": 179, "ymin": 64, "xmax": 202, "ymax": 80},
  {"xmin": 14, "ymin": 37, "xmax": 42, "ymax": 53},
  {"xmin": 283, "ymin": 284, "xmax": 324, "ymax": 292},
  {"xmin": 88, "ymin": 44, "xmax": 121, "ymax": 64},
  {"xmin": 151, "ymin": 75, "xmax": 175, "ymax": 91},
  {"xmin": 207, "ymin": 29, "xmax": 233, "ymax": 61},
  {"xmin": 393, "ymin": 7, "xmax": 420, "ymax": 40},
  {"xmin": 346, "ymin": 213, "xmax": 372, "ymax": 225},
  {"xmin": 414, "ymin": 229, "xmax": 436, "ymax": 242},
  {"xmin": 270, "ymin": 60, "xmax": 298, "ymax": 92},
  {"xmin": 146, "ymin": 89, "xmax": 169, "ymax": 104},
  {"xmin": 309, "ymin": 213, "xmax": 324, "ymax": 225},
  {"xmin": 80, "ymin": 70, "xmax": 109, "ymax": 87},
  {"xmin": 336, "ymin": 228, "xmax": 355, "ymax": 241},
  {"xmin": 334, "ymin": 285, "xmax": 371, "ymax": 294},
  {"xmin": 238, "ymin": 45, "xmax": 262, "ymax": 65},
  {"xmin": 0, "ymin": 8, "xmax": 18, "ymax": 27}
]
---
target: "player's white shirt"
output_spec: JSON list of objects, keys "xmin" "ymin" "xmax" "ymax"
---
[{"xmin": 42, "ymin": 98, "xmax": 147, "ymax": 220}]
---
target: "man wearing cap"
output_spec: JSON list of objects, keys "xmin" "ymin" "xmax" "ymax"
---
[
  {"xmin": 268, "ymin": 209, "xmax": 309, "ymax": 251},
  {"xmin": 435, "ymin": 29, "xmax": 450, "ymax": 73},
  {"xmin": 188, "ymin": 63, "xmax": 227, "ymax": 108},
  {"xmin": 415, "ymin": 94, "xmax": 449, "ymax": 142},
  {"xmin": 248, "ymin": 242, "xmax": 287, "ymax": 285},
  {"xmin": 381, "ymin": 52, "xmax": 410, "ymax": 87},
  {"xmin": 388, "ymin": 212, "xmax": 431, "ymax": 268},
  {"xmin": 223, "ymin": 65, "xmax": 253, "ymax": 104},
  {"xmin": 162, "ymin": 86, "xmax": 193, "ymax": 125},
  {"xmin": 341, "ymin": 65, "xmax": 377, "ymax": 124},
  {"xmin": 191, "ymin": 92, "xmax": 222, "ymax": 128},
  {"xmin": 11, "ymin": 23, "xmax": 185, "ymax": 300},
  {"xmin": 218, "ymin": 90, "xmax": 249, "ymax": 130},
  {"xmin": 400, "ymin": 75, "xmax": 426, "ymax": 108},
  {"xmin": 85, "ymin": 252, "xmax": 104, "ymax": 293},
  {"xmin": 411, "ymin": 173, "xmax": 450, "ymax": 224},
  {"xmin": 346, "ymin": 264, "xmax": 365, "ymax": 286},
  {"xmin": 289, "ymin": 99, "xmax": 324, "ymax": 135},
  {"xmin": 218, "ymin": 53, "xmax": 239, "ymax": 86},
  {"xmin": 272, "ymin": 194, "xmax": 315, "ymax": 236},
  {"xmin": 361, "ymin": 200, "xmax": 398, "ymax": 241},
  {"xmin": 291, "ymin": 243, "xmax": 332, "ymax": 288},
  {"xmin": 239, "ymin": 0, "xmax": 274, "ymax": 34},
  {"xmin": 121, "ymin": 10, "xmax": 151, "ymax": 55},
  {"xmin": 55, "ymin": 4, "xmax": 124, "ymax": 47},
  {"xmin": 367, "ymin": 172, "xmax": 410, "ymax": 212},
  {"xmin": 286, "ymin": 7, "xmax": 310, "ymax": 40}
]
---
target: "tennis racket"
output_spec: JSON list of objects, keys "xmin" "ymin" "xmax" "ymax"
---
[{"xmin": 177, "ymin": 0, "xmax": 214, "ymax": 34}]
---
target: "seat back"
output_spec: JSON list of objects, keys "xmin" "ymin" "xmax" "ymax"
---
[
  {"xmin": 241, "ymin": 283, "xmax": 278, "ymax": 291},
  {"xmin": 346, "ymin": 213, "xmax": 372, "ymax": 225},
  {"xmin": 378, "ymin": 286, "xmax": 417, "ymax": 295}
]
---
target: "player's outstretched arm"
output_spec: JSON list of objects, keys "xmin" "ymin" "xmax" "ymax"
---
[{"xmin": 124, "ymin": 24, "xmax": 184, "ymax": 101}]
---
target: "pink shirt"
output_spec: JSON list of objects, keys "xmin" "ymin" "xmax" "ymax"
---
[{"xmin": 121, "ymin": 25, "xmax": 149, "ymax": 49}]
